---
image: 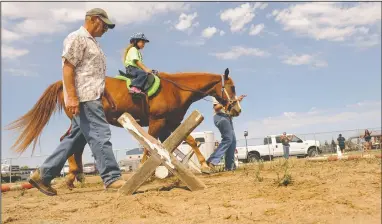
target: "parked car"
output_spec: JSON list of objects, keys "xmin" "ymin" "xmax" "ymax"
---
[
  {"xmin": 237, "ymin": 134, "xmax": 321, "ymax": 162},
  {"xmin": 83, "ymin": 163, "xmax": 98, "ymax": 175},
  {"xmin": 1, "ymin": 164, "xmax": 21, "ymax": 182}
]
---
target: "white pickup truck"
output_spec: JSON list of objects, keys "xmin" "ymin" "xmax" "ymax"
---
[{"xmin": 237, "ymin": 134, "xmax": 321, "ymax": 162}]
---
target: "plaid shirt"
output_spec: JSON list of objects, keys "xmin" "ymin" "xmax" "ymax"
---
[{"xmin": 61, "ymin": 26, "xmax": 107, "ymax": 104}]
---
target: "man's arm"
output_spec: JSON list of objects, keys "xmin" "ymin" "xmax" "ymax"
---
[
  {"xmin": 62, "ymin": 60, "xmax": 80, "ymax": 115},
  {"xmin": 213, "ymin": 104, "xmax": 223, "ymax": 112},
  {"xmin": 62, "ymin": 61, "xmax": 77, "ymax": 98},
  {"xmin": 61, "ymin": 35, "xmax": 85, "ymax": 115}
]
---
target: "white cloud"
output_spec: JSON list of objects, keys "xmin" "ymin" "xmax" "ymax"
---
[
  {"xmin": 14, "ymin": 19, "xmax": 67, "ymax": 36},
  {"xmin": 240, "ymin": 100, "xmax": 381, "ymax": 138},
  {"xmin": 249, "ymin": 23, "xmax": 265, "ymax": 36},
  {"xmin": 175, "ymin": 12, "xmax": 199, "ymax": 32},
  {"xmin": 176, "ymin": 39, "xmax": 205, "ymax": 46},
  {"xmin": 264, "ymin": 30, "xmax": 279, "ymax": 37},
  {"xmin": 220, "ymin": 3, "xmax": 267, "ymax": 33},
  {"xmin": 271, "ymin": 2, "xmax": 381, "ymax": 48},
  {"xmin": 2, "ymin": 2, "xmax": 189, "ymax": 38},
  {"xmin": 210, "ymin": 46, "xmax": 270, "ymax": 60},
  {"xmin": 282, "ymin": 54, "xmax": 328, "ymax": 67},
  {"xmin": 2, "ymin": 2, "xmax": 190, "ymax": 57},
  {"xmin": 346, "ymin": 100, "xmax": 381, "ymax": 108},
  {"xmin": 219, "ymin": 30, "xmax": 226, "ymax": 36},
  {"xmin": 201, "ymin": 26, "xmax": 218, "ymax": 39},
  {"xmin": 2, "ymin": 28, "xmax": 22, "ymax": 42},
  {"xmin": 4, "ymin": 68, "xmax": 39, "ymax": 77},
  {"xmin": 258, "ymin": 3, "xmax": 268, "ymax": 10},
  {"xmin": 2, "ymin": 45, "xmax": 29, "ymax": 59}
]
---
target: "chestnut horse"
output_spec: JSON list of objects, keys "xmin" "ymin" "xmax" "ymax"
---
[{"xmin": 7, "ymin": 69, "xmax": 241, "ymax": 188}]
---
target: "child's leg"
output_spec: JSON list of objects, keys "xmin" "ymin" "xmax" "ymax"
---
[{"xmin": 130, "ymin": 69, "xmax": 148, "ymax": 90}]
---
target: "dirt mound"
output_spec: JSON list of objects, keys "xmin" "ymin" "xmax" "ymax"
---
[{"xmin": 2, "ymin": 156, "xmax": 381, "ymax": 224}]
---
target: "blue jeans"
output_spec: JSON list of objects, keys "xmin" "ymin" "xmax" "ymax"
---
[
  {"xmin": 126, "ymin": 65, "xmax": 148, "ymax": 90},
  {"xmin": 39, "ymin": 99, "xmax": 121, "ymax": 187},
  {"xmin": 283, "ymin": 145, "xmax": 290, "ymax": 159},
  {"xmin": 207, "ymin": 113, "xmax": 236, "ymax": 170}
]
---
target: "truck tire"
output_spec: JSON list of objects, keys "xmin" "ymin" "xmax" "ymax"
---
[
  {"xmin": 308, "ymin": 147, "xmax": 318, "ymax": 157},
  {"xmin": 247, "ymin": 152, "xmax": 261, "ymax": 163}
]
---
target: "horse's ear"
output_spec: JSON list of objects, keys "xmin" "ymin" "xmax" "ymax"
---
[{"xmin": 224, "ymin": 68, "xmax": 229, "ymax": 80}]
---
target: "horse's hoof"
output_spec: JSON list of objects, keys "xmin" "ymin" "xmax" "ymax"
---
[
  {"xmin": 65, "ymin": 180, "xmax": 75, "ymax": 190},
  {"xmin": 201, "ymin": 166, "xmax": 212, "ymax": 174},
  {"xmin": 76, "ymin": 173, "xmax": 86, "ymax": 183}
]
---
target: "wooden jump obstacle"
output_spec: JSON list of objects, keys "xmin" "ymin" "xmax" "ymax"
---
[{"xmin": 117, "ymin": 110, "xmax": 207, "ymax": 195}]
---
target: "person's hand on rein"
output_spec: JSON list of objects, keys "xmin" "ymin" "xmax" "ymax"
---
[
  {"xmin": 237, "ymin": 94, "xmax": 247, "ymax": 102},
  {"xmin": 66, "ymin": 96, "xmax": 80, "ymax": 116}
]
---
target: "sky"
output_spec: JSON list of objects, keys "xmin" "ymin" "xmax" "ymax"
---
[{"xmin": 1, "ymin": 2, "xmax": 381, "ymax": 167}]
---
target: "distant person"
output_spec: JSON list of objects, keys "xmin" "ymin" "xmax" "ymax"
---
[
  {"xmin": 361, "ymin": 129, "xmax": 373, "ymax": 152},
  {"xmin": 337, "ymin": 134, "xmax": 346, "ymax": 154},
  {"xmin": 280, "ymin": 132, "xmax": 294, "ymax": 159},
  {"xmin": 331, "ymin": 139, "xmax": 336, "ymax": 153}
]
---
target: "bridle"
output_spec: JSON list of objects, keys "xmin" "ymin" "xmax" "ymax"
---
[{"xmin": 215, "ymin": 75, "xmax": 239, "ymax": 112}]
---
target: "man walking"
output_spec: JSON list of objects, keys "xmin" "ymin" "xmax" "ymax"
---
[
  {"xmin": 29, "ymin": 8, "xmax": 125, "ymax": 196},
  {"xmin": 207, "ymin": 95, "xmax": 246, "ymax": 171},
  {"xmin": 280, "ymin": 132, "xmax": 294, "ymax": 159}
]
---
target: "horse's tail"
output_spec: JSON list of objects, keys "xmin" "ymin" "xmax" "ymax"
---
[{"xmin": 5, "ymin": 81, "xmax": 64, "ymax": 154}]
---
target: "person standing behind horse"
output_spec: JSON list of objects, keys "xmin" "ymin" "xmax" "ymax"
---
[
  {"xmin": 122, "ymin": 33, "xmax": 158, "ymax": 96},
  {"xmin": 29, "ymin": 8, "xmax": 125, "ymax": 196},
  {"xmin": 207, "ymin": 95, "xmax": 246, "ymax": 171}
]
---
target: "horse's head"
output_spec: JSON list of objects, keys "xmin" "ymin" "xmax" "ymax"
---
[{"xmin": 215, "ymin": 68, "xmax": 242, "ymax": 117}]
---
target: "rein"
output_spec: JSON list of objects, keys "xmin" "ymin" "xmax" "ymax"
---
[{"xmin": 157, "ymin": 75, "xmax": 232, "ymax": 105}]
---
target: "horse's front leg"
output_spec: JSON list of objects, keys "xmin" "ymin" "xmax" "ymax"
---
[{"xmin": 185, "ymin": 135, "xmax": 211, "ymax": 173}]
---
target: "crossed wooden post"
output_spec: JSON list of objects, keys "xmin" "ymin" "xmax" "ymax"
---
[{"xmin": 117, "ymin": 110, "xmax": 207, "ymax": 195}]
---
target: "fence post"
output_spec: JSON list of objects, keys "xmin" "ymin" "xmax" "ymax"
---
[
  {"xmin": 314, "ymin": 132, "xmax": 317, "ymax": 156},
  {"xmin": 266, "ymin": 136, "xmax": 271, "ymax": 161},
  {"xmin": 9, "ymin": 158, "xmax": 12, "ymax": 183}
]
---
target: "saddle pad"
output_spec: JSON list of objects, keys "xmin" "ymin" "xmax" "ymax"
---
[{"xmin": 115, "ymin": 75, "xmax": 161, "ymax": 97}]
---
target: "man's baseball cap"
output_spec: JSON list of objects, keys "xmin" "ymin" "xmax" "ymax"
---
[{"xmin": 86, "ymin": 8, "xmax": 115, "ymax": 29}]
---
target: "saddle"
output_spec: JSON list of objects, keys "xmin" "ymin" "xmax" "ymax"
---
[{"xmin": 116, "ymin": 70, "xmax": 161, "ymax": 97}]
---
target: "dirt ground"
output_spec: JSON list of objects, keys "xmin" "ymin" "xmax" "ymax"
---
[{"xmin": 2, "ymin": 154, "xmax": 381, "ymax": 224}]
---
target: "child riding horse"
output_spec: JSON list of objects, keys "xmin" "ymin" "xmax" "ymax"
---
[{"xmin": 122, "ymin": 32, "xmax": 158, "ymax": 96}]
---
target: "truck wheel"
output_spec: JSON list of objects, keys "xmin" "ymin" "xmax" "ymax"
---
[
  {"xmin": 308, "ymin": 147, "xmax": 318, "ymax": 157},
  {"xmin": 247, "ymin": 153, "xmax": 260, "ymax": 163}
]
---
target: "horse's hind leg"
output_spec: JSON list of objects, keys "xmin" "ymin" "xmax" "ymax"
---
[{"xmin": 185, "ymin": 135, "xmax": 211, "ymax": 173}]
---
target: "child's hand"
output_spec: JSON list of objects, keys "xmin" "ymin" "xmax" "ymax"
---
[{"xmin": 151, "ymin": 70, "xmax": 159, "ymax": 75}]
